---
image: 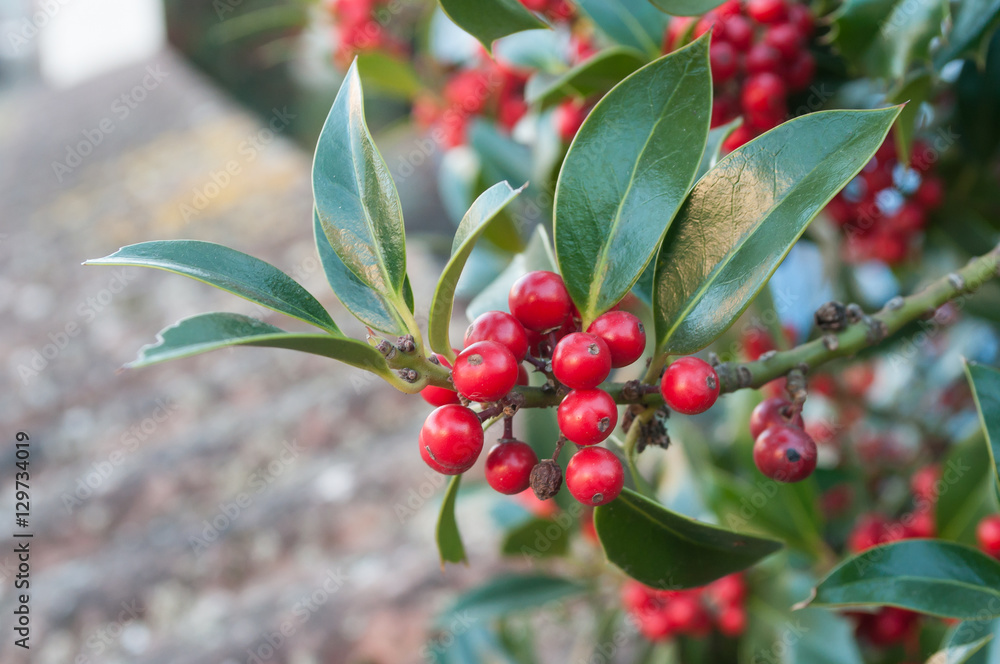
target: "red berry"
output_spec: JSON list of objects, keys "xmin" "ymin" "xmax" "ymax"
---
[
  {"xmin": 717, "ymin": 606, "xmax": 747, "ymax": 636},
  {"xmin": 587, "ymin": 311, "xmax": 646, "ymax": 368},
  {"xmin": 465, "ymin": 310, "xmax": 529, "ymax": 362},
  {"xmin": 553, "ymin": 332, "xmax": 613, "ymax": 389},
  {"xmin": 660, "ymin": 357, "xmax": 720, "ymax": 415},
  {"xmin": 707, "ymin": 574, "xmax": 746, "ymax": 607},
  {"xmin": 715, "ymin": 0, "xmax": 743, "ymax": 17},
  {"xmin": 509, "ymin": 270, "xmax": 573, "ymax": 332},
  {"xmin": 849, "ymin": 513, "xmax": 892, "ymax": 553},
  {"xmin": 745, "ymin": 43, "xmax": 783, "ymax": 75},
  {"xmin": 914, "ymin": 175, "xmax": 944, "ymax": 209},
  {"xmin": 746, "ymin": 0, "xmax": 788, "ymax": 24},
  {"xmin": 722, "ymin": 124, "xmax": 755, "ymax": 152},
  {"xmin": 764, "ymin": 23, "xmax": 804, "ymax": 59},
  {"xmin": 485, "ymin": 441, "xmax": 539, "ymax": 494},
  {"xmin": 710, "ymin": 41, "xmax": 740, "ymax": 82},
  {"xmin": 558, "ymin": 388, "xmax": 619, "ymax": 445},
  {"xmin": 749, "ymin": 397, "xmax": 804, "ymax": 438},
  {"xmin": 664, "ymin": 594, "xmax": 711, "ymax": 635},
  {"xmin": 861, "ymin": 607, "xmax": 919, "ymax": 646},
  {"xmin": 565, "ymin": 446, "xmax": 624, "ymax": 506},
  {"xmin": 905, "ymin": 507, "xmax": 936, "ymax": 538},
  {"xmin": 419, "ymin": 405, "xmax": 485, "ymax": 474},
  {"xmin": 910, "ymin": 464, "xmax": 940, "ymax": 503},
  {"xmin": 752, "ymin": 424, "xmax": 817, "ymax": 482},
  {"xmin": 787, "ymin": 3, "xmax": 814, "ymax": 36},
  {"xmin": 784, "ymin": 50, "xmax": 815, "ymax": 91},
  {"xmin": 555, "ymin": 100, "xmax": 589, "ymax": 143},
  {"xmin": 977, "ymin": 515, "xmax": 1000, "ymax": 557},
  {"xmin": 665, "ymin": 16, "xmax": 696, "ymax": 52},
  {"xmin": 712, "ymin": 96, "xmax": 738, "ymax": 127},
  {"xmin": 452, "ymin": 340, "xmax": 519, "ymax": 402},
  {"xmin": 695, "ymin": 12, "xmax": 726, "ymax": 41},
  {"xmin": 421, "ymin": 353, "xmax": 461, "ymax": 407},
  {"xmin": 516, "ymin": 364, "xmax": 530, "ymax": 386},
  {"xmin": 741, "ymin": 73, "xmax": 786, "ymax": 118},
  {"xmin": 722, "ymin": 15, "xmax": 754, "ymax": 51}
]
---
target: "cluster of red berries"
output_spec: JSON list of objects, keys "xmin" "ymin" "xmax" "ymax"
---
[
  {"xmin": 325, "ymin": 0, "xmax": 404, "ymax": 66},
  {"xmin": 749, "ymin": 396, "xmax": 817, "ymax": 482},
  {"xmin": 621, "ymin": 575, "xmax": 747, "ymax": 641},
  {"xmin": 518, "ymin": 0, "xmax": 575, "ymax": 21},
  {"xmin": 666, "ymin": 0, "xmax": 816, "ymax": 151},
  {"xmin": 977, "ymin": 514, "xmax": 1000, "ymax": 559},
  {"xmin": 825, "ymin": 138, "xmax": 945, "ymax": 265}
]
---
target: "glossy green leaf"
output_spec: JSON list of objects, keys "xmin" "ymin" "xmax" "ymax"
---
[
  {"xmin": 437, "ymin": 475, "xmax": 466, "ymax": 566},
  {"xmin": 966, "ymin": 361, "xmax": 1000, "ymax": 489},
  {"xmin": 575, "ymin": 0, "xmax": 668, "ymax": 58},
  {"xmin": 501, "ymin": 517, "xmax": 571, "ymax": 559},
  {"xmin": 437, "ymin": 573, "xmax": 585, "ymax": 625},
  {"xmin": 436, "ymin": 0, "xmax": 548, "ymax": 53},
  {"xmin": 696, "ymin": 117, "xmax": 741, "ymax": 180},
  {"xmin": 313, "ymin": 61, "xmax": 413, "ymax": 332},
  {"xmin": 649, "ymin": 0, "xmax": 726, "ymax": 17},
  {"xmin": 653, "ymin": 107, "xmax": 901, "ymax": 355},
  {"xmin": 86, "ymin": 241, "xmax": 338, "ymax": 333},
  {"xmin": 467, "ymin": 224, "xmax": 557, "ymax": 321},
  {"xmin": 789, "ymin": 608, "xmax": 865, "ymax": 664},
  {"xmin": 940, "ymin": 620, "xmax": 999, "ymax": 664},
  {"xmin": 313, "ymin": 211, "xmax": 410, "ymax": 335},
  {"xmin": 935, "ymin": 0, "xmax": 1000, "ymax": 66},
  {"xmin": 428, "ymin": 182, "xmax": 524, "ymax": 361},
  {"xmin": 355, "ymin": 51, "xmax": 423, "ymax": 99},
  {"xmin": 890, "ymin": 72, "xmax": 932, "ymax": 163},
  {"xmin": 525, "ymin": 47, "xmax": 649, "ymax": 109},
  {"xmin": 832, "ymin": 0, "xmax": 947, "ymax": 80},
  {"xmin": 809, "ymin": 540, "xmax": 1000, "ymax": 619},
  {"xmin": 555, "ymin": 36, "xmax": 712, "ymax": 326},
  {"xmin": 493, "ymin": 29, "xmax": 567, "ymax": 73},
  {"xmin": 594, "ymin": 488, "xmax": 782, "ymax": 589},
  {"xmin": 126, "ymin": 312, "xmax": 390, "ymax": 376},
  {"xmin": 936, "ymin": 430, "xmax": 993, "ymax": 546}
]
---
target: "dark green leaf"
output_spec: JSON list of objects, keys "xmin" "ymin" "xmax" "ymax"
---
[
  {"xmin": 575, "ymin": 0, "xmax": 668, "ymax": 58},
  {"xmin": 936, "ymin": 430, "xmax": 993, "ymax": 546},
  {"xmin": 941, "ymin": 619, "xmax": 998, "ymax": 664},
  {"xmin": 126, "ymin": 312, "xmax": 390, "ymax": 376},
  {"xmin": 594, "ymin": 488, "xmax": 782, "ymax": 589},
  {"xmin": 438, "ymin": 573, "xmax": 585, "ymax": 625},
  {"xmin": 649, "ymin": 0, "xmax": 726, "ymax": 17},
  {"xmin": 966, "ymin": 361, "xmax": 1000, "ymax": 490},
  {"xmin": 437, "ymin": 475, "xmax": 467, "ymax": 566},
  {"xmin": 313, "ymin": 61, "xmax": 414, "ymax": 332},
  {"xmin": 788, "ymin": 608, "xmax": 865, "ymax": 664},
  {"xmin": 436, "ymin": 0, "xmax": 548, "ymax": 53},
  {"xmin": 653, "ymin": 107, "xmax": 901, "ymax": 355},
  {"xmin": 555, "ymin": 36, "xmax": 712, "ymax": 326},
  {"xmin": 808, "ymin": 540, "xmax": 1000, "ymax": 619},
  {"xmin": 494, "ymin": 29, "xmax": 567, "ymax": 73},
  {"xmin": 890, "ymin": 72, "xmax": 932, "ymax": 163},
  {"xmin": 525, "ymin": 47, "xmax": 648, "ymax": 109},
  {"xmin": 832, "ymin": 0, "xmax": 947, "ymax": 80},
  {"xmin": 696, "ymin": 117, "xmax": 741, "ymax": 180},
  {"xmin": 429, "ymin": 182, "xmax": 524, "ymax": 361},
  {"xmin": 501, "ymin": 517, "xmax": 571, "ymax": 559},
  {"xmin": 935, "ymin": 0, "xmax": 1000, "ymax": 66},
  {"xmin": 355, "ymin": 51, "xmax": 423, "ymax": 99},
  {"xmin": 85, "ymin": 241, "xmax": 338, "ymax": 333}
]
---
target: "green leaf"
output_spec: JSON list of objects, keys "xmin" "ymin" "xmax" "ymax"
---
[
  {"xmin": 428, "ymin": 182, "xmax": 525, "ymax": 362},
  {"xmin": 648, "ymin": 0, "xmax": 727, "ymax": 18},
  {"xmin": 525, "ymin": 47, "xmax": 649, "ymax": 109},
  {"xmin": 85, "ymin": 241, "xmax": 338, "ymax": 333},
  {"xmin": 808, "ymin": 540, "xmax": 1000, "ymax": 619},
  {"xmin": 436, "ymin": 0, "xmax": 548, "ymax": 53},
  {"xmin": 126, "ymin": 312, "xmax": 390, "ymax": 376},
  {"xmin": 575, "ymin": 0, "xmax": 668, "ymax": 58},
  {"xmin": 653, "ymin": 106, "xmax": 901, "ymax": 355},
  {"xmin": 788, "ymin": 608, "xmax": 865, "ymax": 664},
  {"xmin": 501, "ymin": 517, "xmax": 571, "ymax": 559},
  {"xmin": 437, "ymin": 475, "xmax": 466, "ymax": 566},
  {"xmin": 965, "ymin": 360, "xmax": 1000, "ymax": 490},
  {"xmin": 555, "ymin": 36, "xmax": 712, "ymax": 326},
  {"xmin": 890, "ymin": 72, "xmax": 933, "ymax": 163},
  {"xmin": 696, "ymin": 117, "xmax": 741, "ymax": 181},
  {"xmin": 940, "ymin": 620, "xmax": 999, "ymax": 664},
  {"xmin": 936, "ymin": 430, "xmax": 993, "ymax": 546},
  {"xmin": 313, "ymin": 60, "xmax": 413, "ymax": 333},
  {"xmin": 355, "ymin": 51, "xmax": 423, "ymax": 100},
  {"xmin": 594, "ymin": 488, "xmax": 782, "ymax": 589},
  {"xmin": 438, "ymin": 573, "xmax": 585, "ymax": 625},
  {"xmin": 935, "ymin": 0, "xmax": 1000, "ymax": 66}
]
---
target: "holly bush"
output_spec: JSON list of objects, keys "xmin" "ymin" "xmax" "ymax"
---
[{"xmin": 87, "ymin": 0, "xmax": 1000, "ymax": 661}]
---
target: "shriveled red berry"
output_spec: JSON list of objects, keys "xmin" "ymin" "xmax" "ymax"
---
[
  {"xmin": 661, "ymin": 357, "xmax": 720, "ymax": 415},
  {"xmin": 741, "ymin": 72, "xmax": 787, "ymax": 118},
  {"xmin": 749, "ymin": 397, "xmax": 804, "ymax": 438},
  {"xmin": 557, "ymin": 388, "xmax": 619, "ymax": 445},
  {"xmin": 485, "ymin": 440, "xmax": 539, "ymax": 494},
  {"xmin": 977, "ymin": 515, "xmax": 1000, "ymax": 557},
  {"xmin": 419, "ymin": 404, "xmax": 484, "ymax": 474},
  {"xmin": 465, "ymin": 310, "xmax": 529, "ymax": 361},
  {"xmin": 452, "ymin": 340, "xmax": 518, "ymax": 402},
  {"xmin": 553, "ymin": 332, "xmax": 613, "ymax": 389},
  {"xmin": 710, "ymin": 41, "xmax": 739, "ymax": 82},
  {"xmin": 421, "ymin": 353, "xmax": 461, "ymax": 407},
  {"xmin": 565, "ymin": 446, "xmax": 624, "ymax": 506},
  {"xmin": 509, "ymin": 270, "xmax": 573, "ymax": 332},
  {"xmin": 752, "ymin": 424, "xmax": 817, "ymax": 482},
  {"xmin": 587, "ymin": 311, "xmax": 646, "ymax": 368},
  {"xmin": 746, "ymin": 0, "xmax": 788, "ymax": 24}
]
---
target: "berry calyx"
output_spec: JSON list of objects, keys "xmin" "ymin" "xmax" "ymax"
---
[
  {"xmin": 976, "ymin": 515, "xmax": 1000, "ymax": 557},
  {"xmin": 752, "ymin": 424, "xmax": 817, "ymax": 482},
  {"xmin": 557, "ymin": 388, "xmax": 619, "ymax": 446},
  {"xmin": 452, "ymin": 340, "xmax": 518, "ymax": 402},
  {"xmin": 587, "ymin": 311, "xmax": 647, "ymax": 368},
  {"xmin": 419, "ymin": 404, "xmax": 485, "ymax": 474},
  {"xmin": 485, "ymin": 440, "xmax": 539, "ymax": 494},
  {"xmin": 553, "ymin": 332, "xmax": 613, "ymax": 389},
  {"xmin": 509, "ymin": 270, "xmax": 573, "ymax": 332},
  {"xmin": 420, "ymin": 353, "xmax": 461, "ymax": 407},
  {"xmin": 465, "ymin": 310, "xmax": 529, "ymax": 361},
  {"xmin": 660, "ymin": 357, "xmax": 720, "ymax": 415},
  {"xmin": 565, "ymin": 446, "xmax": 624, "ymax": 506},
  {"xmin": 749, "ymin": 397, "xmax": 804, "ymax": 438}
]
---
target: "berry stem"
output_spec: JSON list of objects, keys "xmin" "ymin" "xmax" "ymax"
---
[{"xmin": 622, "ymin": 409, "xmax": 657, "ymax": 499}]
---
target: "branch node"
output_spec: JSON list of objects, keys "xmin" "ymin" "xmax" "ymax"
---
[
  {"xmin": 636, "ymin": 407, "xmax": 670, "ymax": 454},
  {"xmin": 759, "ymin": 350, "xmax": 777, "ymax": 361},
  {"xmin": 884, "ymin": 296, "xmax": 904, "ymax": 311},
  {"xmin": 822, "ymin": 334, "xmax": 839, "ymax": 351},
  {"xmin": 845, "ymin": 303, "xmax": 865, "ymax": 323},
  {"xmin": 947, "ymin": 272, "xmax": 966, "ymax": 292},
  {"xmin": 397, "ymin": 368, "xmax": 418, "ymax": 383},
  {"xmin": 815, "ymin": 300, "xmax": 848, "ymax": 331},
  {"xmin": 621, "ymin": 380, "xmax": 643, "ymax": 402},
  {"xmin": 376, "ymin": 340, "xmax": 397, "ymax": 360},
  {"xmin": 396, "ymin": 335, "xmax": 417, "ymax": 353},
  {"xmin": 707, "ymin": 352, "xmax": 721, "ymax": 367}
]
